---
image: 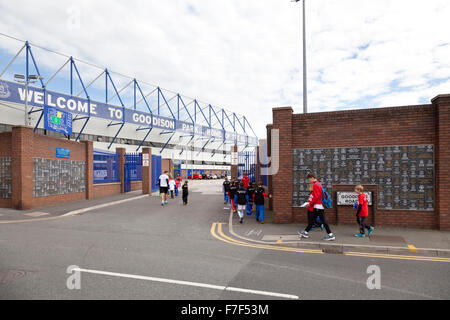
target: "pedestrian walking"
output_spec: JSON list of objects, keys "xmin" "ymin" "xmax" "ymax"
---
[
  {"xmin": 234, "ymin": 182, "xmax": 248, "ymax": 224},
  {"xmin": 229, "ymin": 179, "xmax": 238, "ymax": 213},
  {"xmin": 354, "ymin": 185, "xmax": 374, "ymax": 237},
  {"xmin": 175, "ymin": 178, "xmax": 180, "ymax": 197},
  {"xmin": 182, "ymin": 180, "xmax": 189, "ymax": 205},
  {"xmin": 298, "ymin": 173, "xmax": 335, "ymax": 241},
  {"xmin": 246, "ymin": 182, "xmax": 256, "ymax": 215},
  {"xmin": 159, "ymin": 171, "xmax": 170, "ymax": 206},
  {"xmin": 169, "ymin": 178, "xmax": 176, "ymax": 199},
  {"xmin": 241, "ymin": 171, "xmax": 250, "ymax": 189},
  {"xmin": 253, "ymin": 182, "xmax": 272, "ymax": 224},
  {"xmin": 223, "ymin": 177, "xmax": 231, "ymax": 204}
]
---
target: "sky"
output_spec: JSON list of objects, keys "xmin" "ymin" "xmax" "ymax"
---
[{"xmin": 0, "ymin": 0, "xmax": 449, "ymax": 138}]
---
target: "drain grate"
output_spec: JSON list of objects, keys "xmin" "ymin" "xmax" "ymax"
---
[{"xmin": 0, "ymin": 269, "xmax": 30, "ymax": 284}]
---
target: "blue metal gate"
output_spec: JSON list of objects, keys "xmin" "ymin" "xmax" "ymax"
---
[
  {"xmin": 151, "ymin": 155, "xmax": 162, "ymax": 192},
  {"xmin": 93, "ymin": 149, "xmax": 120, "ymax": 184},
  {"xmin": 238, "ymin": 151, "xmax": 256, "ymax": 182},
  {"xmin": 124, "ymin": 153, "xmax": 142, "ymax": 192}
]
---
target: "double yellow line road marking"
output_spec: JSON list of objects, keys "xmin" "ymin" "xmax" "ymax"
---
[{"xmin": 211, "ymin": 222, "xmax": 450, "ymax": 263}]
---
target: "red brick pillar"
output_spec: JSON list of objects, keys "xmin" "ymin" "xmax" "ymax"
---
[
  {"xmin": 231, "ymin": 145, "xmax": 238, "ymax": 179},
  {"xmin": 116, "ymin": 147, "xmax": 126, "ymax": 193},
  {"xmin": 11, "ymin": 126, "xmax": 34, "ymax": 210},
  {"xmin": 432, "ymin": 94, "xmax": 450, "ymax": 230},
  {"xmin": 272, "ymin": 107, "xmax": 293, "ymax": 223},
  {"xmin": 84, "ymin": 140, "xmax": 94, "ymax": 199},
  {"xmin": 266, "ymin": 124, "xmax": 274, "ymax": 211},
  {"xmin": 142, "ymin": 147, "xmax": 152, "ymax": 194}
]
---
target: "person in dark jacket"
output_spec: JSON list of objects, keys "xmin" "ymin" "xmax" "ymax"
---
[
  {"xmin": 229, "ymin": 180, "xmax": 238, "ymax": 213},
  {"xmin": 246, "ymin": 182, "xmax": 256, "ymax": 215},
  {"xmin": 182, "ymin": 181, "xmax": 189, "ymax": 205},
  {"xmin": 234, "ymin": 182, "xmax": 248, "ymax": 224},
  {"xmin": 223, "ymin": 177, "xmax": 231, "ymax": 204},
  {"xmin": 253, "ymin": 182, "xmax": 272, "ymax": 224}
]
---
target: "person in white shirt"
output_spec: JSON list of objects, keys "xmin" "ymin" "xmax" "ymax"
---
[
  {"xmin": 159, "ymin": 171, "xmax": 170, "ymax": 205},
  {"xmin": 169, "ymin": 178, "xmax": 176, "ymax": 199}
]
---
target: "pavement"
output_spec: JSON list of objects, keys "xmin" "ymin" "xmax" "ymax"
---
[
  {"xmin": 229, "ymin": 207, "xmax": 450, "ymax": 257},
  {"xmin": 1, "ymin": 179, "xmax": 449, "ymax": 299},
  {"xmin": 0, "ymin": 191, "xmax": 148, "ymax": 223}
]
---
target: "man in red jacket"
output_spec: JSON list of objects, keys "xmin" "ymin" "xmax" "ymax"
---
[{"xmin": 298, "ymin": 173, "xmax": 335, "ymax": 241}]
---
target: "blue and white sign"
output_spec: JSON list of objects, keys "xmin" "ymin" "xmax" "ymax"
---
[
  {"xmin": 0, "ymin": 79, "xmax": 258, "ymax": 146},
  {"xmin": 44, "ymin": 105, "xmax": 73, "ymax": 135},
  {"xmin": 56, "ymin": 148, "xmax": 70, "ymax": 159}
]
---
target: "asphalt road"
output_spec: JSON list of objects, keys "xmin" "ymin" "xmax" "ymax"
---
[{"xmin": 0, "ymin": 180, "xmax": 449, "ymax": 300}]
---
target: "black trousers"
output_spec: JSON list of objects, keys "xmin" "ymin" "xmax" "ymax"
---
[
  {"xmin": 357, "ymin": 215, "xmax": 371, "ymax": 234},
  {"xmin": 182, "ymin": 194, "xmax": 188, "ymax": 204},
  {"xmin": 305, "ymin": 209, "xmax": 332, "ymax": 234}
]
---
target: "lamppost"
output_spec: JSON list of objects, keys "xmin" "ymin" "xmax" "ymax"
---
[
  {"xmin": 14, "ymin": 73, "xmax": 43, "ymax": 126},
  {"xmin": 292, "ymin": 0, "xmax": 307, "ymax": 114}
]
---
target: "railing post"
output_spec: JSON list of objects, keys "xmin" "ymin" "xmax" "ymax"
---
[
  {"xmin": 142, "ymin": 147, "xmax": 152, "ymax": 195},
  {"xmin": 116, "ymin": 147, "xmax": 126, "ymax": 193}
]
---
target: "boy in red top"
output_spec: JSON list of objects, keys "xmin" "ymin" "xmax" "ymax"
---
[
  {"xmin": 175, "ymin": 178, "xmax": 180, "ymax": 197},
  {"xmin": 241, "ymin": 172, "xmax": 250, "ymax": 189},
  {"xmin": 298, "ymin": 173, "xmax": 335, "ymax": 241},
  {"xmin": 354, "ymin": 185, "xmax": 374, "ymax": 237}
]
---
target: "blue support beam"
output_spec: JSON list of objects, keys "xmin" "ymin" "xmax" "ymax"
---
[
  {"xmin": 178, "ymin": 95, "xmax": 194, "ymax": 124},
  {"xmin": 135, "ymin": 80, "xmax": 153, "ymax": 114},
  {"xmin": 197, "ymin": 137, "xmax": 214, "ymax": 156},
  {"xmin": 210, "ymin": 105, "xmax": 224, "ymax": 130},
  {"xmin": 136, "ymin": 127, "xmax": 153, "ymax": 151},
  {"xmin": 160, "ymin": 131, "xmax": 176, "ymax": 154},
  {"xmin": 179, "ymin": 135, "xmax": 195, "ymax": 155},
  {"xmin": 195, "ymin": 100, "xmax": 210, "ymax": 127},
  {"xmin": 211, "ymin": 140, "xmax": 225, "ymax": 157},
  {"xmin": 158, "ymin": 87, "xmax": 176, "ymax": 120}
]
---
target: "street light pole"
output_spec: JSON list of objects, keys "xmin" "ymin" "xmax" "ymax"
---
[
  {"xmin": 14, "ymin": 74, "xmax": 42, "ymax": 126},
  {"xmin": 302, "ymin": 0, "xmax": 307, "ymax": 114},
  {"xmin": 24, "ymin": 79, "xmax": 29, "ymax": 125},
  {"xmin": 293, "ymin": 0, "xmax": 307, "ymax": 114}
]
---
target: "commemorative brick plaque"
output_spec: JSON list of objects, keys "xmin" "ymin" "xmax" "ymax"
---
[{"xmin": 292, "ymin": 145, "xmax": 434, "ymax": 210}]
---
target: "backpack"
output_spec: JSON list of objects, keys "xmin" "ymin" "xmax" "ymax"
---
[{"xmin": 315, "ymin": 182, "xmax": 332, "ymax": 209}]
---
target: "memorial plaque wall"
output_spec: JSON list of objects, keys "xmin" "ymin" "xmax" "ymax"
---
[
  {"xmin": 0, "ymin": 157, "xmax": 12, "ymax": 198},
  {"xmin": 33, "ymin": 158, "xmax": 86, "ymax": 197},
  {"xmin": 292, "ymin": 145, "xmax": 434, "ymax": 210}
]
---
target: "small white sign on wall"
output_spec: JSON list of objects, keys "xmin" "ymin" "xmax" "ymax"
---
[
  {"xmin": 231, "ymin": 152, "xmax": 238, "ymax": 165},
  {"xmin": 337, "ymin": 191, "xmax": 373, "ymax": 206}
]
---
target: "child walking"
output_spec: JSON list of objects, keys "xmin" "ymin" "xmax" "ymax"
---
[
  {"xmin": 234, "ymin": 182, "xmax": 248, "ymax": 224},
  {"xmin": 169, "ymin": 178, "xmax": 176, "ymax": 199},
  {"xmin": 246, "ymin": 182, "xmax": 256, "ymax": 216},
  {"xmin": 229, "ymin": 180, "xmax": 238, "ymax": 213},
  {"xmin": 223, "ymin": 177, "xmax": 231, "ymax": 204},
  {"xmin": 253, "ymin": 182, "xmax": 272, "ymax": 224},
  {"xmin": 354, "ymin": 185, "xmax": 374, "ymax": 237},
  {"xmin": 298, "ymin": 173, "xmax": 335, "ymax": 241},
  {"xmin": 175, "ymin": 178, "xmax": 180, "ymax": 197},
  {"xmin": 182, "ymin": 181, "xmax": 189, "ymax": 205}
]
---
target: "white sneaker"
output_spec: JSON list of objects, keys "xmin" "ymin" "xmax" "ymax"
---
[
  {"xmin": 297, "ymin": 231, "xmax": 309, "ymax": 238},
  {"xmin": 322, "ymin": 233, "xmax": 335, "ymax": 241}
]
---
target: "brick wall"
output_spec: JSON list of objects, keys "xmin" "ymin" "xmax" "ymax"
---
[
  {"xmin": 268, "ymin": 96, "xmax": 450, "ymax": 230},
  {"xmin": 0, "ymin": 132, "xmax": 12, "ymax": 157},
  {"xmin": 93, "ymin": 182, "xmax": 121, "ymax": 199},
  {"xmin": 0, "ymin": 127, "xmax": 156, "ymax": 210},
  {"xmin": 433, "ymin": 94, "xmax": 450, "ymax": 230}
]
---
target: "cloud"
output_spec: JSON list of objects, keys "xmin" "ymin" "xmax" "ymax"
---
[{"xmin": 0, "ymin": 0, "xmax": 449, "ymax": 138}]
